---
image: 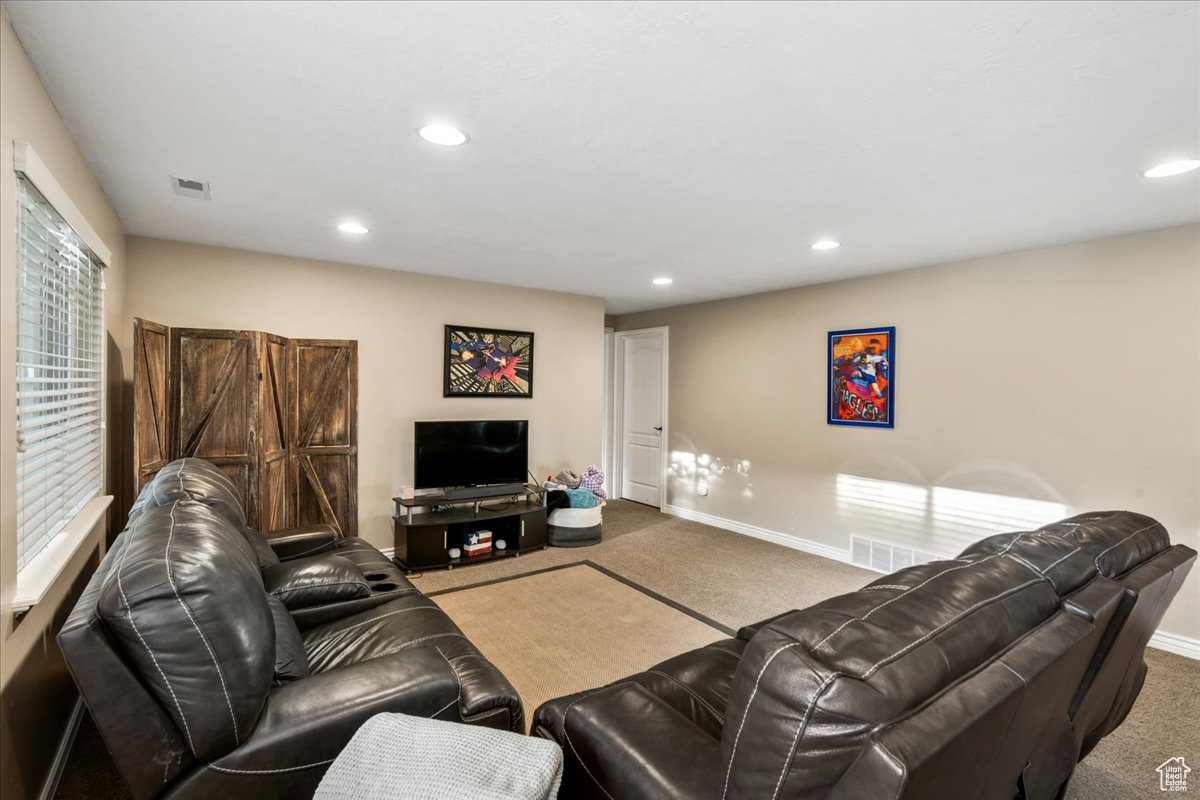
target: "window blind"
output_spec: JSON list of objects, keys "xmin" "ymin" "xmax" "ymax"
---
[{"xmin": 15, "ymin": 174, "xmax": 105, "ymax": 570}]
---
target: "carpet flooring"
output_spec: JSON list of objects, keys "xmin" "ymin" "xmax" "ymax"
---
[
  {"xmin": 54, "ymin": 500, "xmax": 1198, "ymax": 799},
  {"xmin": 429, "ymin": 562, "xmax": 729, "ymax": 731}
]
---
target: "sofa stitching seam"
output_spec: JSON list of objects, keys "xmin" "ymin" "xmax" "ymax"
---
[
  {"xmin": 645, "ymin": 669, "xmax": 725, "ymax": 723},
  {"xmin": 114, "ymin": 510, "xmax": 197, "ymax": 753},
  {"xmin": 1040, "ymin": 546, "xmax": 1082, "ymax": 574},
  {"xmin": 812, "ymin": 549, "xmax": 1014, "ymax": 654},
  {"xmin": 708, "ymin": 646, "xmax": 743, "ymax": 658},
  {"xmin": 997, "ymin": 660, "xmax": 1027, "ymax": 684},
  {"xmin": 206, "ymin": 757, "xmax": 336, "ymax": 775},
  {"xmin": 859, "ymin": 579, "xmax": 1045, "ymax": 679},
  {"xmin": 771, "ymin": 670, "xmax": 836, "ymax": 800},
  {"xmin": 1090, "ymin": 520, "xmax": 1160, "ymax": 570},
  {"xmin": 463, "ymin": 707, "xmax": 510, "ymax": 722},
  {"xmin": 270, "ymin": 580, "xmax": 374, "ymax": 599},
  {"xmin": 432, "ymin": 646, "xmax": 465, "ymax": 721},
  {"xmin": 164, "ymin": 500, "xmax": 242, "ymax": 744}
]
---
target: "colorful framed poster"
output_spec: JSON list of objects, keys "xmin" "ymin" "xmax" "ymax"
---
[
  {"xmin": 828, "ymin": 326, "xmax": 894, "ymax": 428},
  {"xmin": 444, "ymin": 325, "xmax": 534, "ymax": 397}
]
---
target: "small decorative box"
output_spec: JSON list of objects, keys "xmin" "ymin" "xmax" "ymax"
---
[
  {"xmin": 463, "ymin": 529, "xmax": 493, "ymax": 557},
  {"xmin": 465, "ymin": 530, "xmax": 492, "ymax": 547}
]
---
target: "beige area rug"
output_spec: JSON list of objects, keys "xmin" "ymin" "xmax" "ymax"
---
[{"xmin": 429, "ymin": 562, "xmax": 731, "ymax": 731}]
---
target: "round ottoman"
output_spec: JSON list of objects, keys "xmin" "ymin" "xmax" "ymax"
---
[{"xmin": 547, "ymin": 504, "xmax": 602, "ymax": 547}]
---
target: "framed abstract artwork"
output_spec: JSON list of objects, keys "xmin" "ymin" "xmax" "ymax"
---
[
  {"xmin": 828, "ymin": 326, "xmax": 894, "ymax": 428},
  {"xmin": 444, "ymin": 325, "xmax": 534, "ymax": 397}
]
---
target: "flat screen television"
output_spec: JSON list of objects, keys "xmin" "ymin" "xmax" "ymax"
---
[{"xmin": 414, "ymin": 420, "xmax": 529, "ymax": 489}]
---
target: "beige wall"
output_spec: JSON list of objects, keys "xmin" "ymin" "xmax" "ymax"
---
[
  {"xmin": 0, "ymin": 10, "xmax": 129, "ymax": 796},
  {"xmin": 614, "ymin": 224, "xmax": 1200, "ymax": 642},
  {"xmin": 125, "ymin": 236, "xmax": 606, "ymax": 550},
  {"xmin": 0, "ymin": 9, "xmax": 128, "ymax": 687}
]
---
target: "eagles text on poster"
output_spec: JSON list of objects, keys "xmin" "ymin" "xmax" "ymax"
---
[{"xmin": 828, "ymin": 327, "xmax": 894, "ymax": 428}]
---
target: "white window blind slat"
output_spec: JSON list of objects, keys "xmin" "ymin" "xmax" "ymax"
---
[
  {"xmin": 13, "ymin": 395, "xmax": 99, "ymax": 415},
  {"xmin": 18, "ymin": 455, "xmax": 102, "ymax": 521},
  {"xmin": 18, "ymin": 457, "xmax": 101, "ymax": 519},
  {"xmin": 15, "ymin": 174, "xmax": 105, "ymax": 570},
  {"xmin": 16, "ymin": 448, "xmax": 102, "ymax": 495},
  {"xmin": 19, "ymin": 427, "xmax": 102, "ymax": 462},
  {"xmin": 17, "ymin": 385, "xmax": 101, "ymax": 400},
  {"xmin": 19, "ymin": 408, "xmax": 101, "ymax": 439}
]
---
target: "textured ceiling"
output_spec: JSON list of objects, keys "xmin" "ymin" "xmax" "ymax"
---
[{"xmin": 5, "ymin": 0, "xmax": 1198, "ymax": 313}]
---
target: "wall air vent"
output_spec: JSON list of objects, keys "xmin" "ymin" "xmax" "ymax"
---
[
  {"xmin": 171, "ymin": 175, "xmax": 211, "ymax": 200},
  {"xmin": 850, "ymin": 535, "xmax": 942, "ymax": 574}
]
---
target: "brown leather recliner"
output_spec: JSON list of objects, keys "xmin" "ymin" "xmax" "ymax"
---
[
  {"xmin": 60, "ymin": 472, "xmax": 522, "ymax": 799},
  {"xmin": 533, "ymin": 511, "xmax": 1194, "ymax": 800}
]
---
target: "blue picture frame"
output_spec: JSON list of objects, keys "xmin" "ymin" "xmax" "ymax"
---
[{"xmin": 827, "ymin": 326, "xmax": 895, "ymax": 428}]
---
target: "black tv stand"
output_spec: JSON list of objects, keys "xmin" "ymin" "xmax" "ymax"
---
[
  {"xmin": 392, "ymin": 485, "xmax": 548, "ymax": 573},
  {"xmin": 443, "ymin": 483, "xmax": 527, "ymax": 500}
]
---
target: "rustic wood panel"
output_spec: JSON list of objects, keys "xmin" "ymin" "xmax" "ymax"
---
[
  {"xmin": 257, "ymin": 332, "xmax": 290, "ymax": 531},
  {"xmin": 133, "ymin": 318, "xmax": 170, "ymax": 494},
  {"xmin": 289, "ymin": 339, "xmax": 358, "ymax": 536},
  {"xmin": 134, "ymin": 324, "xmax": 358, "ymax": 536},
  {"xmin": 170, "ymin": 328, "xmax": 260, "ymax": 528}
]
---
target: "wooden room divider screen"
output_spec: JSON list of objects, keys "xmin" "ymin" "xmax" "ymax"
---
[{"xmin": 133, "ymin": 318, "xmax": 358, "ymax": 536}]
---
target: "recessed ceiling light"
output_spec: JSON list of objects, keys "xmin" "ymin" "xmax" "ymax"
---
[
  {"xmin": 418, "ymin": 124, "xmax": 469, "ymax": 146},
  {"xmin": 811, "ymin": 239, "xmax": 841, "ymax": 250},
  {"xmin": 1144, "ymin": 159, "xmax": 1200, "ymax": 178},
  {"xmin": 337, "ymin": 221, "xmax": 369, "ymax": 234},
  {"xmin": 653, "ymin": 277, "xmax": 673, "ymax": 286}
]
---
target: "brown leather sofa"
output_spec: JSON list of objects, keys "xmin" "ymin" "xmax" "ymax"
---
[
  {"xmin": 533, "ymin": 510, "xmax": 1194, "ymax": 800},
  {"xmin": 59, "ymin": 458, "xmax": 522, "ymax": 800},
  {"xmin": 127, "ymin": 457, "xmax": 418, "ymax": 627}
]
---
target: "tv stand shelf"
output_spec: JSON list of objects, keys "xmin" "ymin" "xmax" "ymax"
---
[{"xmin": 391, "ymin": 488, "xmax": 548, "ymax": 573}]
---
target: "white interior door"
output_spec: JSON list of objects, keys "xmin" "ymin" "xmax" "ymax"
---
[{"xmin": 620, "ymin": 330, "xmax": 665, "ymax": 507}]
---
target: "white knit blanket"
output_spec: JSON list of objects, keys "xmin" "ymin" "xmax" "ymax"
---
[{"xmin": 315, "ymin": 713, "xmax": 563, "ymax": 800}]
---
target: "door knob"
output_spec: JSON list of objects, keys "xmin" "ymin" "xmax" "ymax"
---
[{"xmin": 653, "ymin": 426, "xmax": 662, "ymax": 432}]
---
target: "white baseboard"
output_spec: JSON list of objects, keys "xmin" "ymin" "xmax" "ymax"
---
[
  {"xmin": 1148, "ymin": 630, "xmax": 1200, "ymax": 660},
  {"xmin": 40, "ymin": 698, "xmax": 84, "ymax": 800},
  {"xmin": 661, "ymin": 503, "xmax": 1198, "ymax": 661},
  {"xmin": 380, "ymin": 545, "xmax": 395, "ymax": 559},
  {"xmin": 663, "ymin": 504, "xmax": 850, "ymax": 564}
]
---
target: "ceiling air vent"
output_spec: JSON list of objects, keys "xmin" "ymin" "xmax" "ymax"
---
[{"xmin": 171, "ymin": 175, "xmax": 211, "ymax": 200}]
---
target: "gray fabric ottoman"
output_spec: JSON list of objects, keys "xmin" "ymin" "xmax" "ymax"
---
[{"xmin": 315, "ymin": 713, "xmax": 562, "ymax": 800}]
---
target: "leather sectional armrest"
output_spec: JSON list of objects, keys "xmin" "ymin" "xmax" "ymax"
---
[
  {"xmin": 177, "ymin": 648, "xmax": 464, "ymax": 796},
  {"xmin": 265, "ymin": 527, "xmax": 340, "ymax": 560},
  {"xmin": 263, "ymin": 556, "xmax": 371, "ymax": 610},
  {"xmin": 736, "ymin": 609, "xmax": 796, "ymax": 641},
  {"xmin": 288, "ymin": 587, "xmax": 418, "ymax": 631},
  {"xmin": 539, "ymin": 682, "xmax": 723, "ymax": 800}
]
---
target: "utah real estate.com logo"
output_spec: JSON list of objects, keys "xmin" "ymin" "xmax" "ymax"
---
[{"xmin": 1157, "ymin": 757, "xmax": 1191, "ymax": 792}]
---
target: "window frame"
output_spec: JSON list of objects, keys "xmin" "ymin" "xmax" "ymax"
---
[{"xmin": 10, "ymin": 142, "xmax": 114, "ymax": 614}]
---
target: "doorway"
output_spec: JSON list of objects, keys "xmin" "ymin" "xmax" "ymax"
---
[{"xmin": 610, "ymin": 327, "xmax": 668, "ymax": 508}]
